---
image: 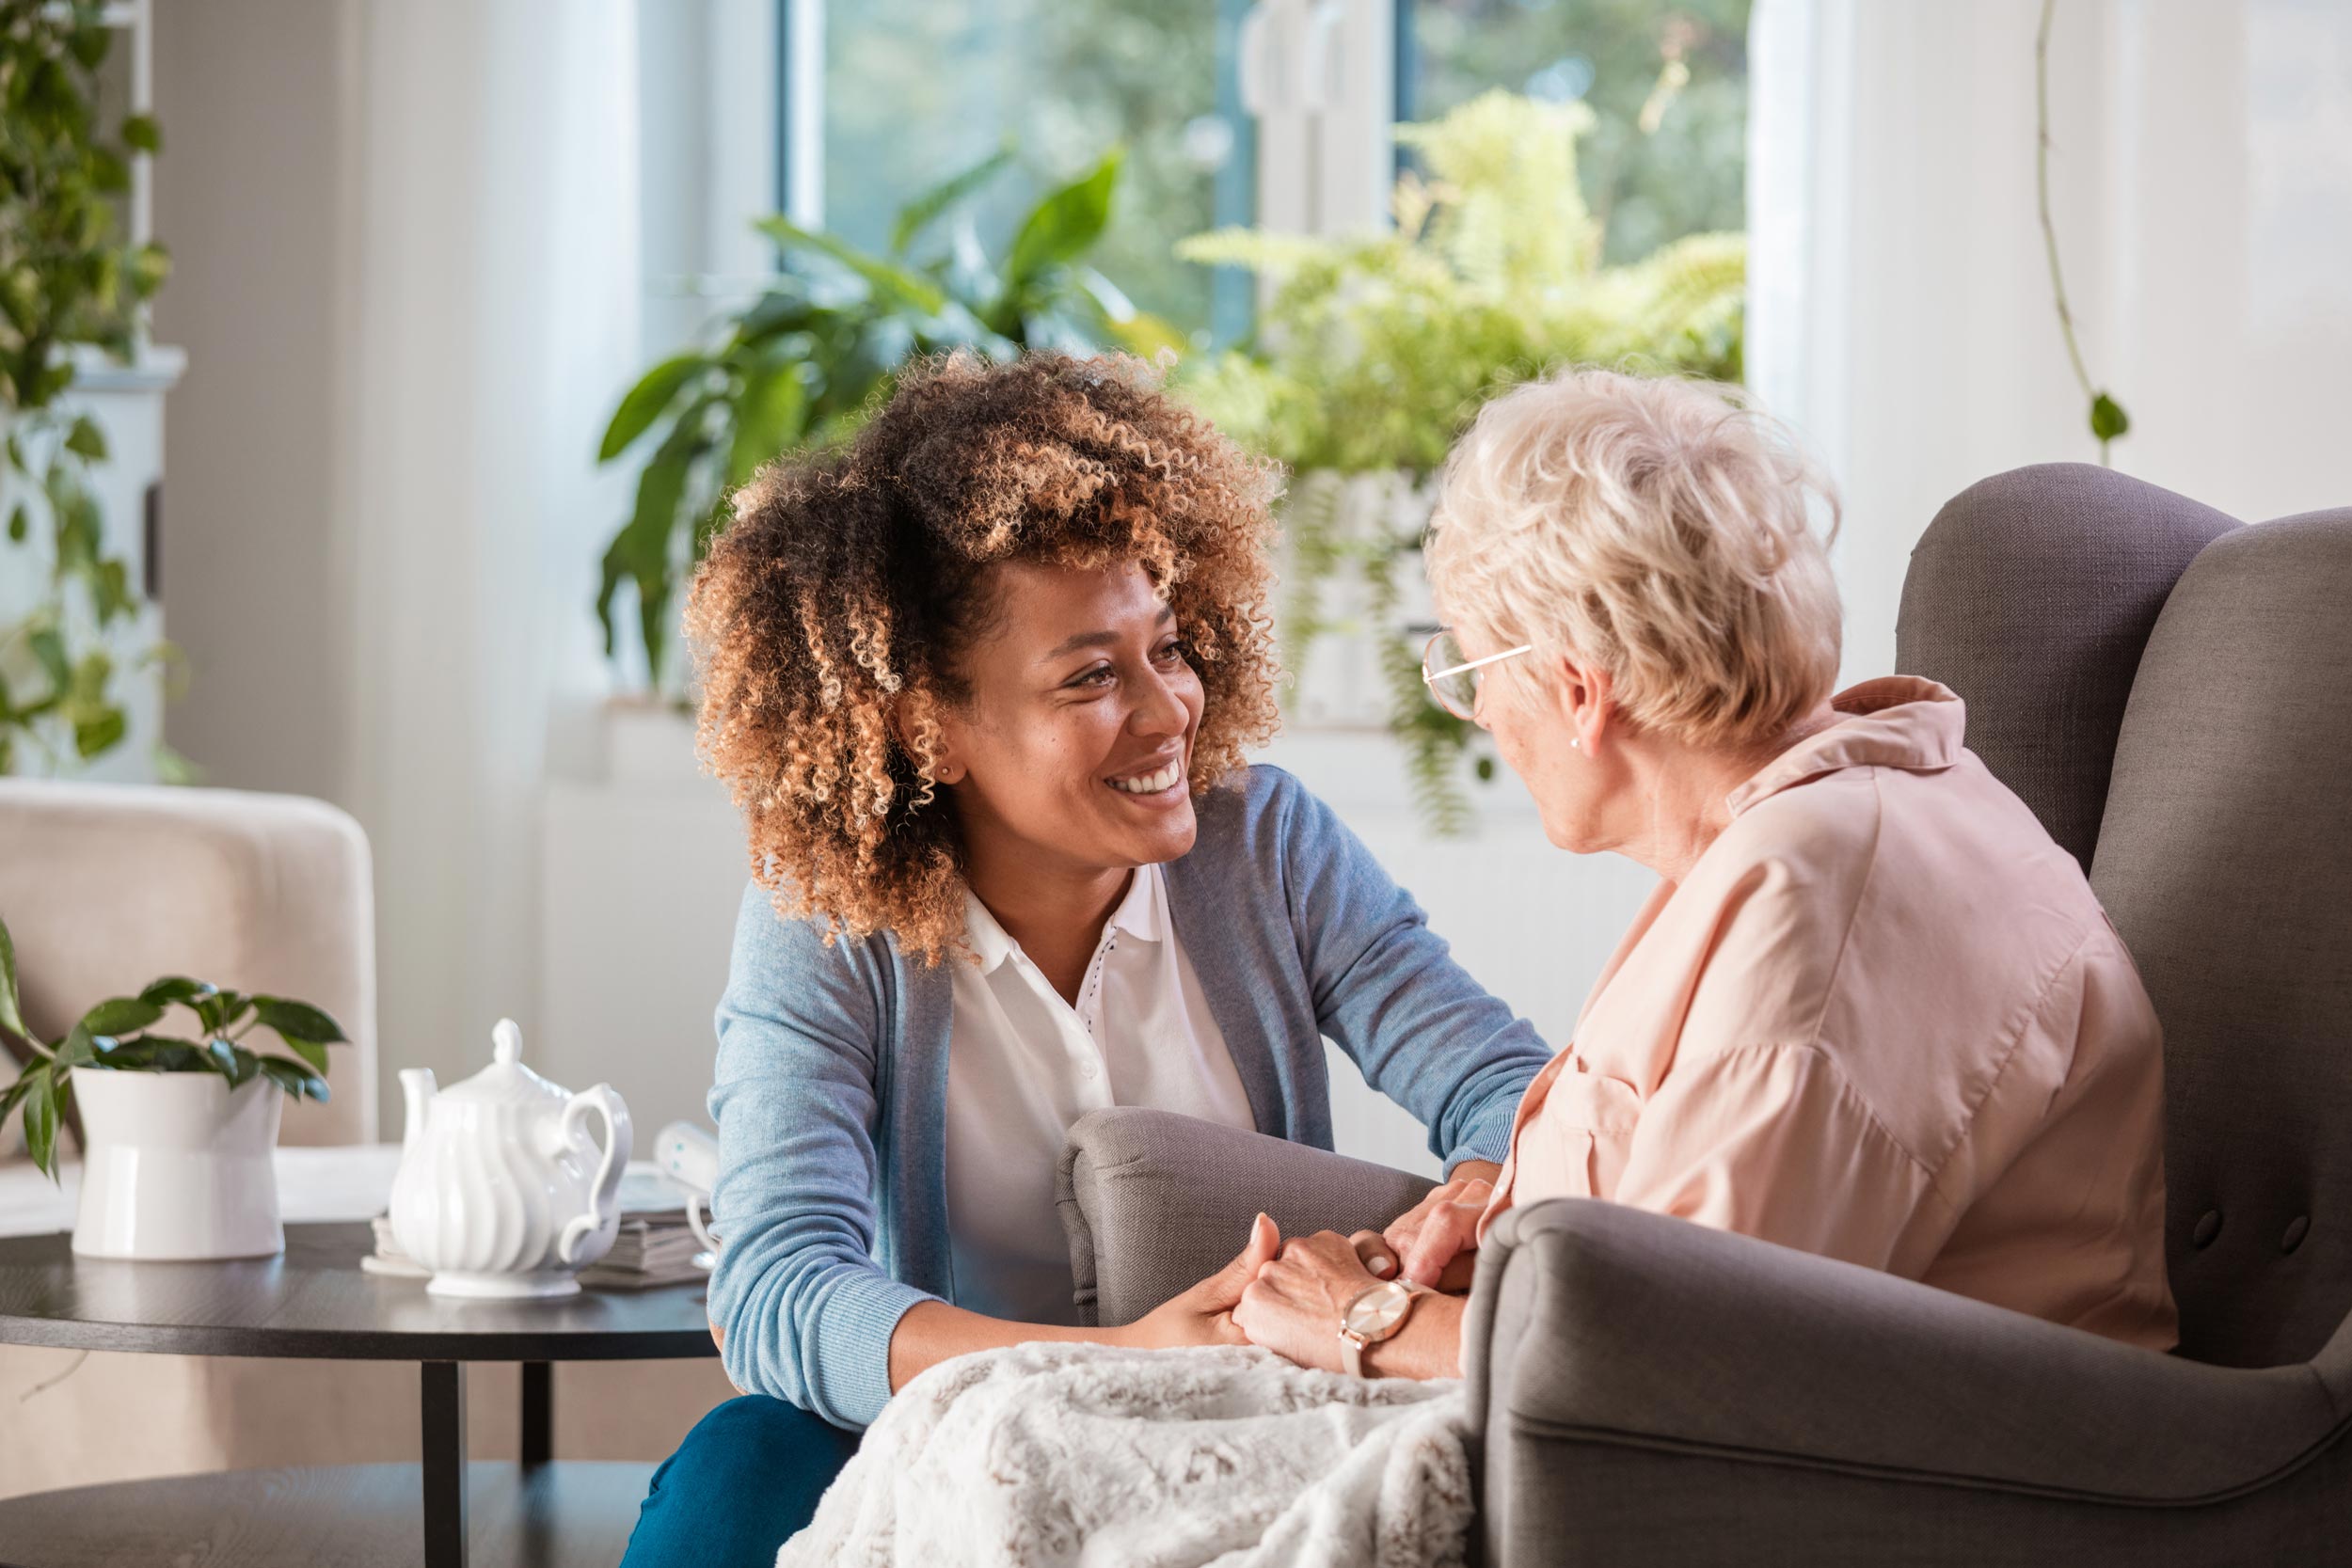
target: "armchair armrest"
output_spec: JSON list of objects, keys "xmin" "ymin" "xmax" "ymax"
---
[
  {"xmin": 1464, "ymin": 1197, "xmax": 2350, "ymax": 1507},
  {"xmin": 1057, "ymin": 1107, "xmax": 1435, "ymax": 1327}
]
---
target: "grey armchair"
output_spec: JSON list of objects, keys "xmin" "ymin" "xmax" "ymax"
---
[{"xmin": 1058, "ymin": 465, "xmax": 2352, "ymax": 1564}]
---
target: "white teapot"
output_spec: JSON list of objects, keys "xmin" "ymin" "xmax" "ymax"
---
[{"xmin": 389, "ymin": 1019, "xmax": 632, "ymax": 1299}]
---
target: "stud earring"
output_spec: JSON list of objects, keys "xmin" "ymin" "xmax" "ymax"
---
[{"xmin": 1570, "ymin": 738, "xmax": 1581, "ymax": 751}]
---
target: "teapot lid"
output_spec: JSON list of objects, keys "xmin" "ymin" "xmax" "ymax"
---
[{"xmin": 439, "ymin": 1019, "xmax": 570, "ymax": 1109}]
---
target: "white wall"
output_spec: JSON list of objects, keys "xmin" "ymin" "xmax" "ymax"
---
[
  {"xmin": 152, "ymin": 1, "xmax": 639, "ymax": 1124},
  {"xmin": 2106, "ymin": 1, "xmax": 2352, "ymax": 523},
  {"xmin": 151, "ymin": 1, "xmax": 357, "ymax": 806},
  {"xmin": 1750, "ymin": 0, "xmax": 2352, "ymax": 689}
]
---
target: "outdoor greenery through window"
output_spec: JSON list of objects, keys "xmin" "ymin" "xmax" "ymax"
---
[
  {"xmin": 819, "ymin": 0, "xmax": 1229, "ymax": 341},
  {"xmin": 600, "ymin": 2, "xmax": 1755, "ymax": 829},
  {"xmin": 1407, "ymin": 0, "xmax": 1750, "ymax": 265},
  {"xmin": 815, "ymin": 2, "xmax": 1750, "ymax": 336}
]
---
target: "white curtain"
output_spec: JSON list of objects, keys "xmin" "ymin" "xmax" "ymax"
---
[
  {"xmin": 338, "ymin": 0, "xmax": 641, "ymax": 1099},
  {"xmin": 1745, "ymin": 0, "xmax": 2352, "ymax": 687}
]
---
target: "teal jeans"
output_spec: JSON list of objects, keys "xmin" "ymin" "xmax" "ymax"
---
[{"xmin": 620, "ymin": 1395, "xmax": 860, "ymax": 1567}]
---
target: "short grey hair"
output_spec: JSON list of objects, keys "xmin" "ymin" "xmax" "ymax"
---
[{"xmin": 1425, "ymin": 368, "xmax": 1842, "ymax": 749}]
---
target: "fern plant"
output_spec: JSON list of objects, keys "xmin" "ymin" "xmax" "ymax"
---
[{"xmin": 1176, "ymin": 90, "xmax": 1745, "ymax": 831}]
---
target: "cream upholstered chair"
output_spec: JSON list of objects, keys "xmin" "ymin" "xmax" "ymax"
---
[
  {"xmin": 0, "ymin": 779, "xmax": 381, "ymax": 1149},
  {"xmin": 0, "ymin": 780, "xmax": 735, "ymax": 1498}
]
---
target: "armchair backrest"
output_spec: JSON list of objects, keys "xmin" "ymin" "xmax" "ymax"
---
[
  {"xmin": 1895, "ymin": 462, "xmax": 2238, "ymax": 871},
  {"xmin": 2089, "ymin": 509, "xmax": 2352, "ymax": 1368},
  {"xmin": 0, "ymin": 780, "xmax": 379, "ymax": 1152},
  {"xmin": 1899, "ymin": 465, "xmax": 2352, "ymax": 1369}
]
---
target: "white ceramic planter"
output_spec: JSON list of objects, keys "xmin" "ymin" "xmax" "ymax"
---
[{"xmin": 69, "ymin": 1070, "xmax": 285, "ymax": 1260}]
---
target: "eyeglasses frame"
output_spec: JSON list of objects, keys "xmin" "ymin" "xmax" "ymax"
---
[{"xmin": 1421, "ymin": 629, "xmax": 1535, "ymax": 720}]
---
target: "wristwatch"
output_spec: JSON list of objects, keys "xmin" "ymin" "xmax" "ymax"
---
[{"xmin": 1338, "ymin": 1277, "xmax": 1429, "ymax": 1378}]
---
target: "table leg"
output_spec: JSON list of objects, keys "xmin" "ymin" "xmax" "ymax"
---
[
  {"xmin": 520, "ymin": 1360, "xmax": 552, "ymax": 1466},
  {"xmin": 421, "ymin": 1359, "xmax": 468, "ymax": 1568}
]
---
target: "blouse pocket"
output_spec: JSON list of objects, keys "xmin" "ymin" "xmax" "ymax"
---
[{"xmin": 1518, "ymin": 1063, "xmax": 1645, "ymax": 1202}]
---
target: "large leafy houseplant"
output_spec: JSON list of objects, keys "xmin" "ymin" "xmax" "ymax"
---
[
  {"xmin": 596, "ymin": 146, "xmax": 1181, "ymax": 692},
  {"xmin": 0, "ymin": 911, "xmax": 345, "ymax": 1181},
  {"xmin": 1177, "ymin": 90, "xmax": 1745, "ymax": 831},
  {"xmin": 0, "ymin": 1, "xmax": 177, "ymax": 777}
]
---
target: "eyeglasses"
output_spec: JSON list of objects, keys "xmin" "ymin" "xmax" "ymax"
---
[{"xmin": 1422, "ymin": 628, "xmax": 1534, "ymax": 721}]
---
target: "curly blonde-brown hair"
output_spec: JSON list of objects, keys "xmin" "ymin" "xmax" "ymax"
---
[{"xmin": 686, "ymin": 350, "xmax": 1283, "ymax": 964}]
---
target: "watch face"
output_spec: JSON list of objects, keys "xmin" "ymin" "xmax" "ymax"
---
[{"xmin": 1342, "ymin": 1280, "xmax": 1413, "ymax": 1339}]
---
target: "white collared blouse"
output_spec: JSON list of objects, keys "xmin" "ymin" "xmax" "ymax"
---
[{"xmin": 944, "ymin": 861, "xmax": 1256, "ymax": 1323}]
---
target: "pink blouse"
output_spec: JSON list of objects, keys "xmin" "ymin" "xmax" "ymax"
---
[{"xmin": 1479, "ymin": 676, "xmax": 2179, "ymax": 1351}]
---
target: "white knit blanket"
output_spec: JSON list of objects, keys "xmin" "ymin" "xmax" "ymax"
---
[{"xmin": 776, "ymin": 1343, "xmax": 1471, "ymax": 1568}]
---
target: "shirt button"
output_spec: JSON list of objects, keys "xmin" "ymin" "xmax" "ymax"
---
[{"xmin": 1078, "ymin": 1059, "xmax": 1099, "ymax": 1079}]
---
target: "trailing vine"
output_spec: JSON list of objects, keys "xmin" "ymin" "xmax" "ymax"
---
[
  {"xmin": 0, "ymin": 1, "xmax": 176, "ymax": 776},
  {"xmin": 2036, "ymin": 0, "xmax": 2129, "ymax": 464}
]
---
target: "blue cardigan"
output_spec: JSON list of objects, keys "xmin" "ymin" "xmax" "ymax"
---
[{"xmin": 704, "ymin": 765, "xmax": 1553, "ymax": 1427}]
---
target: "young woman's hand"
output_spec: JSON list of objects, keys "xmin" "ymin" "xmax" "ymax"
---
[
  {"xmin": 1113, "ymin": 1212, "xmax": 1282, "ymax": 1350},
  {"xmin": 1379, "ymin": 1161, "xmax": 1498, "ymax": 1291}
]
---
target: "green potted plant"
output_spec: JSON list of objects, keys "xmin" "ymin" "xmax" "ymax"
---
[
  {"xmin": 1176, "ymin": 90, "xmax": 1745, "ymax": 831},
  {"xmin": 0, "ymin": 1, "xmax": 180, "ymax": 778},
  {"xmin": 0, "ymin": 911, "xmax": 346, "ymax": 1259},
  {"xmin": 595, "ymin": 144, "xmax": 1181, "ymax": 697}
]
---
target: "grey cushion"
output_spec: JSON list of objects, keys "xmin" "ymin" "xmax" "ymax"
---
[
  {"xmin": 1896, "ymin": 463, "xmax": 2237, "ymax": 871},
  {"xmin": 1487, "ymin": 1433, "xmax": 2352, "ymax": 1568},
  {"xmin": 1468, "ymin": 1198, "xmax": 2352, "ymax": 1567},
  {"xmin": 1057, "ymin": 1107, "xmax": 1434, "ymax": 1327},
  {"xmin": 2090, "ymin": 507, "xmax": 2352, "ymax": 1369}
]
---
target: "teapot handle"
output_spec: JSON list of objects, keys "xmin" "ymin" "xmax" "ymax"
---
[{"xmin": 556, "ymin": 1084, "xmax": 633, "ymax": 1268}]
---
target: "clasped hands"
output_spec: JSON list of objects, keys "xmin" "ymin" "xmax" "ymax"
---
[{"xmin": 1116, "ymin": 1164, "xmax": 1496, "ymax": 1377}]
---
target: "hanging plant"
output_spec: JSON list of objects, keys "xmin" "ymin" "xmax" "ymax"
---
[
  {"xmin": 0, "ymin": 0, "xmax": 175, "ymax": 777},
  {"xmin": 2035, "ymin": 0, "xmax": 2128, "ymax": 464}
]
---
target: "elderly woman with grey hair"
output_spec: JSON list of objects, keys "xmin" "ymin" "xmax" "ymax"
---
[{"xmin": 1234, "ymin": 368, "xmax": 2179, "ymax": 1380}]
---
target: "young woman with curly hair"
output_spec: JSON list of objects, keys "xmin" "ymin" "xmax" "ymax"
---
[{"xmin": 620, "ymin": 352, "xmax": 1551, "ymax": 1567}]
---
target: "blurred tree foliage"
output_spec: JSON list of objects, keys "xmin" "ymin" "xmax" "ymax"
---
[
  {"xmin": 822, "ymin": 0, "xmax": 1222, "ymax": 340},
  {"xmin": 1178, "ymin": 89, "xmax": 1743, "ymax": 478},
  {"xmin": 1409, "ymin": 0, "xmax": 1751, "ymax": 266}
]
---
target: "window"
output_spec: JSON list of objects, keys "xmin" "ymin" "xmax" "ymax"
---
[
  {"xmin": 644, "ymin": 2, "xmax": 1751, "ymax": 355},
  {"xmin": 789, "ymin": 0, "xmax": 1246, "ymax": 342}
]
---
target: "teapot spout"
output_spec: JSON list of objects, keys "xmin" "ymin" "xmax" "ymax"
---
[{"xmin": 398, "ymin": 1068, "xmax": 438, "ymax": 1161}]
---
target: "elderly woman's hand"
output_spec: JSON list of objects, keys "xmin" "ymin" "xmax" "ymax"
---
[
  {"xmin": 1378, "ymin": 1162, "xmax": 1496, "ymax": 1291},
  {"xmin": 1232, "ymin": 1230, "xmax": 1384, "ymax": 1374}
]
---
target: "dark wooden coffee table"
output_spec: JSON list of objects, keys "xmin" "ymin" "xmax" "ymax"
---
[{"xmin": 0, "ymin": 1220, "xmax": 718, "ymax": 1568}]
